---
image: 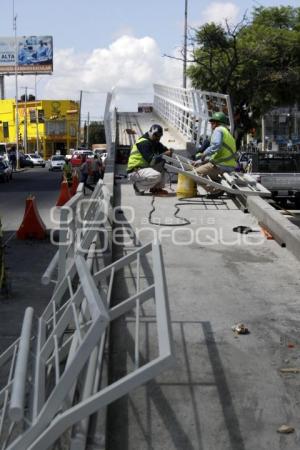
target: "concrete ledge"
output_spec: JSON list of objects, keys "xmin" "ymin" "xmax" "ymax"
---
[{"xmin": 247, "ymin": 196, "xmax": 300, "ymax": 259}]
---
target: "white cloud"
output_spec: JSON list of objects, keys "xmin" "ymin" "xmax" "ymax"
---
[
  {"xmin": 3, "ymin": 35, "xmax": 182, "ymax": 120},
  {"xmin": 50, "ymin": 35, "xmax": 182, "ymax": 118},
  {"xmin": 201, "ymin": 2, "xmax": 240, "ymax": 26}
]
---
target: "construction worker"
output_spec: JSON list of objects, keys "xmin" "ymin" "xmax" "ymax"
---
[
  {"xmin": 63, "ymin": 158, "xmax": 73, "ymax": 187},
  {"xmin": 193, "ymin": 136, "xmax": 210, "ymax": 160},
  {"xmin": 192, "ymin": 112, "xmax": 237, "ymax": 198},
  {"xmin": 79, "ymin": 156, "xmax": 94, "ymax": 193},
  {"xmin": 127, "ymin": 124, "xmax": 173, "ymax": 196},
  {"xmin": 91, "ymin": 154, "xmax": 103, "ymax": 183}
]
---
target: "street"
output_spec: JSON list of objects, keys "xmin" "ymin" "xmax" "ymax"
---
[
  {"xmin": 0, "ymin": 166, "xmax": 63, "ymax": 231},
  {"xmin": 0, "ymin": 167, "xmax": 61, "ymax": 353}
]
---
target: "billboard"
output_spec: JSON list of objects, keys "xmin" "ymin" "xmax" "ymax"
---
[{"xmin": 0, "ymin": 36, "xmax": 53, "ymax": 74}]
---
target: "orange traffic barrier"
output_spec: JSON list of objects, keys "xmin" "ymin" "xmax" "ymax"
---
[
  {"xmin": 17, "ymin": 195, "xmax": 46, "ymax": 240},
  {"xmin": 56, "ymin": 180, "xmax": 71, "ymax": 206},
  {"xmin": 70, "ymin": 171, "xmax": 79, "ymax": 196}
]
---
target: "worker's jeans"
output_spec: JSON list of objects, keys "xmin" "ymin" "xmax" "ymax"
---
[
  {"xmin": 128, "ymin": 163, "xmax": 165, "ymax": 191},
  {"xmin": 194, "ymin": 162, "xmax": 223, "ymax": 193}
]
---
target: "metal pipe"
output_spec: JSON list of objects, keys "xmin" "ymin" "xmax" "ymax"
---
[
  {"xmin": 183, "ymin": 0, "xmax": 188, "ymax": 88},
  {"xmin": 135, "ymin": 252, "xmax": 140, "ymax": 369},
  {"xmin": 41, "ymin": 250, "xmax": 59, "ymax": 285},
  {"xmin": 13, "ymin": 2, "xmax": 20, "ymax": 169},
  {"xmin": 9, "ymin": 307, "xmax": 34, "ymax": 422}
]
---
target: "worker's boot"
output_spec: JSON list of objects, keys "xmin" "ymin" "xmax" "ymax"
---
[{"xmin": 150, "ymin": 188, "xmax": 169, "ymax": 196}]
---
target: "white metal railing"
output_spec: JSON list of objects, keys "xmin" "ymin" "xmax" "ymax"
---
[
  {"xmin": 0, "ymin": 163, "xmax": 174, "ymax": 449},
  {"xmin": 0, "ymin": 242, "xmax": 174, "ymax": 450},
  {"xmin": 104, "ymin": 89, "xmax": 117, "ymax": 159},
  {"xmin": 162, "ymin": 153, "xmax": 271, "ymax": 197},
  {"xmin": 43, "ymin": 179, "xmax": 112, "ymax": 286},
  {"xmin": 153, "ymin": 84, "xmax": 234, "ymax": 147}
]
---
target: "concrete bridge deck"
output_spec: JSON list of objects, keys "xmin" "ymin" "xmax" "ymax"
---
[{"xmin": 106, "ymin": 112, "xmax": 300, "ymax": 450}]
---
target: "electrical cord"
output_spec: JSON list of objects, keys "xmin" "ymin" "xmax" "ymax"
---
[
  {"xmin": 148, "ymin": 166, "xmax": 228, "ymax": 226},
  {"xmin": 148, "ymin": 195, "xmax": 191, "ymax": 226},
  {"xmin": 148, "ymin": 195, "xmax": 226, "ymax": 227}
]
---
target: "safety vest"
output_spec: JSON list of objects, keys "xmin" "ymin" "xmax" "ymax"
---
[
  {"xmin": 127, "ymin": 137, "xmax": 149, "ymax": 172},
  {"xmin": 210, "ymin": 126, "xmax": 237, "ymax": 168}
]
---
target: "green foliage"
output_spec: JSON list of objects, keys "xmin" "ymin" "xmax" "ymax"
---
[
  {"xmin": 87, "ymin": 121, "xmax": 106, "ymax": 145},
  {"xmin": 187, "ymin": 6, "xmax": 300, "ymax": 141}
]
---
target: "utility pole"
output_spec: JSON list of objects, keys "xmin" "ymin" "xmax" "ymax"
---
[
  {"xmin": 76, "ymin": 90, "xmax": 82, "ymax": 148},
  {"xmin": 0, "ymin": 76, "xmax": 4, "ymax": 99},
  {"xmin": 35, "ymin": 74, "xmax": 40, "ymax": 154},
  {"xmin": 23, "ymin": 87, "xmax": 28, "ymax": 153},
  {"xmin": 13, "ymin": 0, "xmax": 20, "ymax": 169},
  {"xmin": 183, "ymin": 0, "xmax": 188, "ymax": 88},
  {"xmin": 86, "ymin": 112, "xmax": 90, "ymax": 148},
  {"xmin": 261, "ymin": 116, "xmax": 265, "ymax": 151}
]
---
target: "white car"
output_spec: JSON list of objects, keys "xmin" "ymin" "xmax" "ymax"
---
[
  {"xmin": 27, "ymin": 153, "xmax": 46, "ymax": 167},
  {"xmin": 48, "ymin": 155, "xmax": 66, "ymax": 171}
]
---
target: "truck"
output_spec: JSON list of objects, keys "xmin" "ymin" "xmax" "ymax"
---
[{"xmin": 240, "ymin": 151, "xmax": 300, "ymax": 206}]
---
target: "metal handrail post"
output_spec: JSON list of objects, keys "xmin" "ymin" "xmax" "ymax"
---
[{"xmin": 9, "ymin": 307, "xmax": 34, "ymax": 422}]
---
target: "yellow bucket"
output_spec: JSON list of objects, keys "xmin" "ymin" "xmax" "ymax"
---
[{"xmin": 176, "ymin": 173, "xmax": 197, "ymax": 198}]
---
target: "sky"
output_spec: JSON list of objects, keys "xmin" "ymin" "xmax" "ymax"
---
[{"xmin": 1, "ymin": 0, "xmax": 299, "ymax": 123}]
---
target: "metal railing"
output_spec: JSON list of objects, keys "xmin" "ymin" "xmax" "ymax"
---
[
  {"xmin": 163, "ymin": 153, "xmax": 271, "ymax": 197},
  {"xmin": 153, "ymin": 84, "xmax": 234, "ymax": 147},
  {"xmin": 104, "ymin": 89, "xmax": 117, "ymax": 160},
  {"xmin": 0, "ymin": 158, "xmax": 174, "ymax": 449},
  {"xmin": 0, "ymin": 241, "xmax": 174, "ymax": 450},
  {"xmin": 42, "ymin": 180, "xmax": 112, "ymax": 286}
]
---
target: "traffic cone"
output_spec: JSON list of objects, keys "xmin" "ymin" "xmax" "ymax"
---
[
  {"xmin": 17, "ymin": 195, "xmax": 46, "ymax": 240},
  {"xmin": 70, "ymin": 171, "xmax": 79, "ymax": 196},
  {"xmin": 56, "ymin": 180, "xmax": 71, "ymax": 206}
]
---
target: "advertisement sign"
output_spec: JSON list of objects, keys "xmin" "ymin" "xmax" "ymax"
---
[{"xmin": 0, "ymin": 36, "xmax": 53, "ymax": 74}]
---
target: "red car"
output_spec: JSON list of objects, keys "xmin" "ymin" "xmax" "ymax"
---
[{"xmin": 70, "ymin": 150, "xmax": 94, "ymax": 167}]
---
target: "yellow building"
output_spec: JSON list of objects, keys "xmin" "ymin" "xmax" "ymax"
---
[{"xmin": 0, "ymin": 99, "xmax": 79, "ymax": 158}]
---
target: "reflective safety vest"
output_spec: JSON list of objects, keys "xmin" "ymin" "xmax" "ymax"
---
[
  {"xmin": 210, "ymin": 126, "xmax": 237, "ymax": 168},
  {"xmin": 127, "ymin": 137, "xmax": 150, "ymax": 172}
]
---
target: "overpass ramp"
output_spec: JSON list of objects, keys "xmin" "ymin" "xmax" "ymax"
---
[{"xmin": 107, "ymin": 111, "xmax": 300, "ymax": 450}]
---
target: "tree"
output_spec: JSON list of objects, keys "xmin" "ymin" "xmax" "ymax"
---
[
  {"xmin": 87, "ymin": 121, "xmax": 106, "ymax": 145},
  {"xmin": 20, "ymin": 94, "xmax": 35, "ymax": 102},
  {"xmin": 186, "ymin": 6, "xmax": 300, "ymax": 146}
]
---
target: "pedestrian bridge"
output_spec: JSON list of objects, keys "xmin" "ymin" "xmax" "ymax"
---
[{"xmin": 1, "ymin": 84, "xmax": 300, "ymax": 450}]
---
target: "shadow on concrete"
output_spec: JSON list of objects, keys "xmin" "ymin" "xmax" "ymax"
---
[
  {"xmin": 106, "ymin": 185, "xmax": 245, "ymax": 450},
  {"xmin": 202, "ymin": 321, "xmax": 245, "ymax": 450}
]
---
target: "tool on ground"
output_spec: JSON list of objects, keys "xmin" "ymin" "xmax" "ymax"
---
[{"xmin": 232, "ymin": 323, "xmax": 249, "ymax": 334}]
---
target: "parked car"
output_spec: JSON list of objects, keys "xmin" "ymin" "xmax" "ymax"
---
[
  {"xmin": 48, "ymin": 155, "xmax": 66, "ymax": 171},
  {"xmin": 18, "ymin": 153, "xmax": 34, "ymax": 168},
  {"xmin": 0, "ymin": 160, "xmax": 13, "ymax": 182},
  {"xmin": 27, "ymin": 153, "xmax": 46, "ymax": 167},
  {"xmin": 70, "ymin": 150, "xmax": 94, "ymax": 167},
  {"xmin": 0, "ymin": 143, "xmax": 9, "ymax": 162}
]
